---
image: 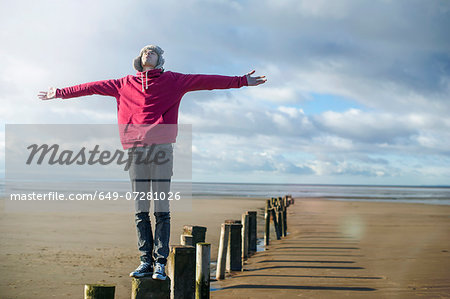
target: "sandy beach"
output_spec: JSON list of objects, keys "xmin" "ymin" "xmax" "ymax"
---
[
  {"xmin": 0, "ymin": 196, "xmax": 266, "ymax": 299},
  {"xmin": 1, "ymin": 196, "xmax": 449, "ymax": 298},
  {"xmin": 213, "ymin": 198, "xmax": 450, "ymax": 298}
]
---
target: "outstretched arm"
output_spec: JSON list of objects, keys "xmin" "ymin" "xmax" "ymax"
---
[
  {"xmin": 178, "ymin": 69, "xmax": 267, "ymax": 93},
  {"xmin": 37, "ymin": 79, "xmax": 122, "ymax": 101}
]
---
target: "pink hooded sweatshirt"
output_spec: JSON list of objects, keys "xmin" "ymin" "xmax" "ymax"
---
[{"xmin": 56, "ymin": 69, "xmax": 248, "ymax": 149}]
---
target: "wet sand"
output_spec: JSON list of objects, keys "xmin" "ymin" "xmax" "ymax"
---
[
  {"xmin": 0, "ymin": 196, "xmax": 266, "ymax": 299},
  {"xmin": 212, "ymin": 198, "xmax": 450, "ymax": 298}
]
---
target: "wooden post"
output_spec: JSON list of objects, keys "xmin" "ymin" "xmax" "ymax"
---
[
  {"xmin": 224, "ymin": 219, "xmax": 241, "ymax": 224},
  {"xmin": 264, "ymin": 199, "xmax": 270, "ymax": 246},
  {"xmin": 282, "ymin": 196, "xmax": 288, "ymax": 237},
  {"xmin": 167, "ymin": 245, "xmax": 195, "ymax": 299},
  {"xmin": 225, "ymin": 220, "xmax": 240, "ymax": 272},
  {"xmin": 181, "ymin": 234, "xmax": 194, "ymax": 246},
  {"xmin": 131, "ymin": 278, "xmax": 170, "ymax": 299},
  {"xmin": 84, "ymin": 284, "xmax": 115, "ymax": 299},
  {"xmin": 277, "ymin": 197, "xmax": 283, "ymax": 238},
  {"xmin": 279, "ymin": 197, "xmax": 285, "ymax": 237},
  {"xmin": 216, "ymin": 223, "xmax": 230, "ymax": 280},
  {"xmin": 195, "ymin": 243, "xmax": 211, "ymax": 299},
  {"xmin": 183, "ymin": 225, "xmax": 207, "ymax": 250},
  {"xmin": 241, "ymin": 213, "xmax": 249, "ymax": 261},
  {"xmin": 271, "ymin": 198, "xmax": 281, "ymax": 240},
  {"xmin": 247, "ymin": 211, "xmax": 257, "ymax": 253},
  {"xmin": 227, "ymin": 223, "xmax": 242, "ymax": 271}
]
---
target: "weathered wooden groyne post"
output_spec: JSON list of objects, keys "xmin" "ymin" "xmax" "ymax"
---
[
  {"xmin": 247, "ymin": 211, "xmax": 257, "ymax": 253},
  {"xmin": 216, "ymin": 223, "xmax": 230, "ymax": 280},
  {"xmin": 269, "ymin": 197, "xmax": 282, "ymax": 240},
  {"xmin": 282, "ymin": 195, "xmax": 288, "ymax": 237},
  {"xmin": 264, "ymin": 199, "xmax": 271, "ymax": 246},
  {"xmin": 276, "ymin": 197, "xmax": 283, "ymax": 238},
  {"xmin": 182, "ymin": 225, "xmax": 207, "ymax": 253},
  {"xmin": 131, "ymin": 277, "xmax": 170, "ymax": 299},
  {"xmin": 167, "ymin": 245, "xmax": 196, "ymax": 299},
  {"xmin": 195, "ymin": 242, "xmax": 211, "ymax": 299},
  {"xmin": 277, "ymin": 197, "xmax": 284, "ymax": 237},
  {"xmin": 84, "ymin": 284, "xmax": 115, "ymax": 299},
  {"xmin": 181, "ymin": 234, "xmax": 194, "ymax": 246},
  {"xmin": 224, "ymin": 220, "xmax": 243, "ymax": 272},
  {"xmin": 241, "ymin": 213, "xmax": 249, "ymax": 261}
]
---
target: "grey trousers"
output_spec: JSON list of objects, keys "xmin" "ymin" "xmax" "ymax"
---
[{"xmin": 128, "ymin": 143, "xmax": 173, "ymax": 264}]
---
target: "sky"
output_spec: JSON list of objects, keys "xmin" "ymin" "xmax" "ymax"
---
[{"xmin": 1, "ymin": 0, "xmax": 449, "ymax": 185}]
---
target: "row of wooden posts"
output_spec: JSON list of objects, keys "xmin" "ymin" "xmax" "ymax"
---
[{"xmin": 84, "ymin": 194, "xmax": 294, "ymax": 299}]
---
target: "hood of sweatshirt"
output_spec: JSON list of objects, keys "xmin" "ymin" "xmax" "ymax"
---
[{"xmin": 136, "ymin": 68, "xmax": 163, "ymax": 92}]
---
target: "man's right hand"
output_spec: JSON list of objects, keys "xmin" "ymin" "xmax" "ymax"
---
[
  {"xmin": 245, "ymin": 70, "xmax": 267, "ymax": 86},
  {"xmin": 38, "ymin": 87, "xmax": 57, "ymax": 100}
]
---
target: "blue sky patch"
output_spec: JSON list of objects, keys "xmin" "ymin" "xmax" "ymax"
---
[{"xmin": 302, "ymin": 93, "xmax": 365, "ymax": 115}]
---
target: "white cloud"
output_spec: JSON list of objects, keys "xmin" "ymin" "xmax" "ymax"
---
[
  {"xmin": 245, "ymin": 86, "xmax": 299, "ymax": 103},
  {"xmin": 277, "ymin": 106, "xmax": 304, "ymax": 118},
  {"xmin": 1, "ymin": 0, "xmax": 449, "ymax": 184}
]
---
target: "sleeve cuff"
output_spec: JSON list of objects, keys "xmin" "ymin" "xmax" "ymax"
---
[{"xmin": 55, "ymin": 88, "xmax": 62, "ymax": 98}]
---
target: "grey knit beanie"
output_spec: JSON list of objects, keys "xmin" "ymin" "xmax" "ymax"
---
[{"xmin": 133, "ymin": 45, "xmax": 165, "ymax": 72}]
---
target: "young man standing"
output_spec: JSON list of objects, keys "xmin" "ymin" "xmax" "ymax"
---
[{"xmin": 38, "ymin": 45, "xmax": 267, "ymax": 280}]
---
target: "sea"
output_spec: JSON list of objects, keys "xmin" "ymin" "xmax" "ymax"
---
[{"xmin": 1, "ymin": 180, "xmax": 449, "ymax": 206}]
